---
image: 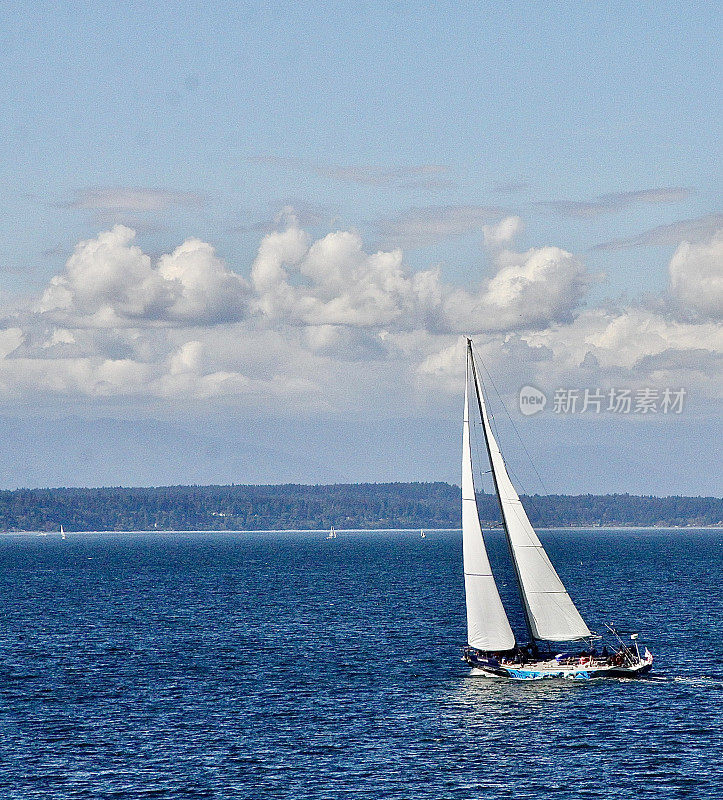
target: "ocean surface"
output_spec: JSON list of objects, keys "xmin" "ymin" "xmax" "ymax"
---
[{"xmin": 0, "ymin": 528, "xmax": 720, "ymax": 799}]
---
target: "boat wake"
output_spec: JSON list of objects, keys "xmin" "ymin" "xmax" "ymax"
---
[{"xmin": 671, "ymin": 675, "xmax": 723, "ymax": 687}]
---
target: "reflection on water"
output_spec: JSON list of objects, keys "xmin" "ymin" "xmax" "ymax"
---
[{"xmin": 447, "ymin": 672, "xmax": 591, "ymax": 715}]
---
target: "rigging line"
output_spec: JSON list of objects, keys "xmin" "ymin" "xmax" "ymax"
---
[
  {"xmin": 468, "ymin": 374, "xmax": 495, "ymax": 508},
  {"xmin": 472, "ymin": 418, "xmax": 500, "ymax": 527},
  {"xmin": 472, "ymin": 419, "xmax": 493, "ymax": 504},
  {"xmin": 468, "ymin": 368, "xmax": 486, "ymax": 498},
  {"xmin": 471, "ymin": 341, "xmax": 548, "ymax": 496},
  {"xmin": 469, "ymin": 345, "xmax": 547, "ymax": 526}
]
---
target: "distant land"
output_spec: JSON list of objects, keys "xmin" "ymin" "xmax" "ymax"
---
[{"xmin": 0, "ymin": 483, "xmax": 720, "ymax": 532}]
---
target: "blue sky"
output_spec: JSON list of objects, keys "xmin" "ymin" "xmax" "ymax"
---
[{"xmin": 0, "ymin": 1, "xmax": 720, "ymax": 493}]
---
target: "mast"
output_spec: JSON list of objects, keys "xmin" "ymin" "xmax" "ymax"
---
[
  {"xmin": 467, "ymin": 338, "xmax": 591, "ymax": 643},
  {"xmin": 461, "ymin": 346, "xmax": 516, "ymax": 652}
]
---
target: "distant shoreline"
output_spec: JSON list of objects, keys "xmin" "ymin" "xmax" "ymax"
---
[{"xmin": 1, "ymin": 483, "xmax": 720, "ymax": 532}]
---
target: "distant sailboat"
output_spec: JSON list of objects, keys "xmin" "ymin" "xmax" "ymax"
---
[
  {"xmin": 60, "ymin": 525, "xmax": 67, "ymax": 540},
  {"xmin": 420, "ymin": 529, "xmax": 426, "ymax": 538},
  {"xmin": 461, "ymin": 338, "xmax": 653, "ymax": 680},
  {"xmin": 326, "ymin": 527, "xmax": 337, "ymax": 539}
]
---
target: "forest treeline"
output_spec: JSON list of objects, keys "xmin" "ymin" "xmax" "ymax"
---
[{"xmin": 0, "ymin": 483, "xmax": 720, "ymax": 531}]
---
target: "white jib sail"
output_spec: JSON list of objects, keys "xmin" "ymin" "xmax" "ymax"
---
[
  {"xmin": 463, "ymin": 360, "xmax": 516, "ymax": 651},
  {"xmin": 470, "ymin": 353, "xmax": 591, "ymax": 642}
]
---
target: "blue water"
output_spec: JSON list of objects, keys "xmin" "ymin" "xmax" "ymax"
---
[{"xmin": 0, "ymin": 529, "xmax": 721, "ymax": 799}]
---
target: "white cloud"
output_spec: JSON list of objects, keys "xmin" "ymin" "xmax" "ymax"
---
[
  {"xmin": 247, "ymin": 221, "xmax": 590, "ymax": 334},
  {"xmin": 250, "ymin": 222, "xmax": 310, "ymax": 315},
  {"xmin": 0, "ymin": 355, "xmax": 154, "ymax": 399},
  {"xmin": 483, "ymin": 215, "xmax": 523, "ymax": 247},
  {"xmin": 523, "ymin": 307, "xmax": 723, "ymax": 393},
  {"xmin": 250, "ymin": 223, "xmax": 443, "ymax": 329},
  {"xmin": 668, "ymin": 229, "xmax": 723, "ymax": 319},
  {"xmin": 0, "ymin": 217, "xmax": 719, "ymax": 411},
  {"xmin": 157, "ymin": 238, "xmax": 250, "ymax": 324},
  {"xmin": 168, "ymin": 340, "xmax": 204, "ymax": 374},
  {"xmin": 38, "ymin": 225, "xmax": 168, "ymax": 320},
  {"xmin": 38, "ymin": 225, "xmax": 250, "ymax": 326},
  {"xmin": 43, "ymin": 328, "xmax": 76, "ymax": 348},
  {"xmin": 443, "ymin": 245, "xmax": 593, "ymax": 332}
]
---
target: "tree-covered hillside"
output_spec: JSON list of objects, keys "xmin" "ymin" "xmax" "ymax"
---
[{"xmin": 0, "ymin": 483, "xmax": 720, "ymax": 531}]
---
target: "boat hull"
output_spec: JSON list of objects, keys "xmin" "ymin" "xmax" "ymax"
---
[{"xmin": 468, "ymin": 658, "xmax": 653, "ymax": 681}]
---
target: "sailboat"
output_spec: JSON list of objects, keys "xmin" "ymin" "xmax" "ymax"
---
[
  {"xmin": 326, "ymin": 527, "xmax": 337, "ymax": 539},
  {"xmin": 420, "ymin": 529, "xmax": 426, "ymax": 539},
  {"xmin": 461, "ymin": 338, "xmax": 653, "ymax": 680},
  {"xmin": 60, "ymin": 525, "xmax": 67, "ymax": 540}
]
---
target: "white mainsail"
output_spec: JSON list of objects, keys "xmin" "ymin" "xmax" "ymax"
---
[
  {"xmin": 462, "ymin": 356, "xmax": 516, "ymax": 651},
  {"xmin": 468, "ymin": 342, "xmax": 591, "ymax": 642}
]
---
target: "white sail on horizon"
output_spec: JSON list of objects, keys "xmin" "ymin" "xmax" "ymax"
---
[
  {"xmin": 462, "ymin": 355, "xmax": 516, "ymax": 651},
  {"xmin": 468, "ymin": 341, "xmax": 592, "ymax": 642}
]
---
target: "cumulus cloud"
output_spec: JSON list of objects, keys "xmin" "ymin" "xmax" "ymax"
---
[
  {"xmin": 247, "ymin": 219, "xmax": 591, "ymax": 334},
  {"xmin": 444, "ymin": 245, "xmax": 593, "ymax": 333},
  {"xmin": 157, "ymin": 238, "xmax": 250, "ymax": 323},
  {"xmin": 0, "ymin": 327, "xmax": 324, "ymax": 405},
  {"xmin": 251, "ymin": 224, "xmax": 442, "ymax": 328},
  {"xmin": 1, "ymin": 216, "xmax": 720, "ymax": 411},
  {"xmin": 249, "ymin": 223, "xmax": 310, "ymax": 315},
  {"xmin": 38, "ymin": 226, "xmax": 166, "ymax": 320},
  {"xmin": 507, "ymin": 305, "xmax": 723, "ymax": 404},
  {"xmin": 0, "ymin": 354, "xmax": 155, "ymax": 399},
  {"xmin": 38, "ymin": 225, "xmax": 250, "ymax": 326},
  {"xmin": 668, "ymin": 229, "xmax": 723, "ymax": 319}
]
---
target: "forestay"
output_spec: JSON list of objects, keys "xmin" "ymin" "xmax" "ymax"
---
[
  {"xmin": 470, "ymin": 349, "xmax": 591, "ymax": 643},
  {"xmin": 462, "ymin": 360, "xmax": 516, "ymax": 651}
]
